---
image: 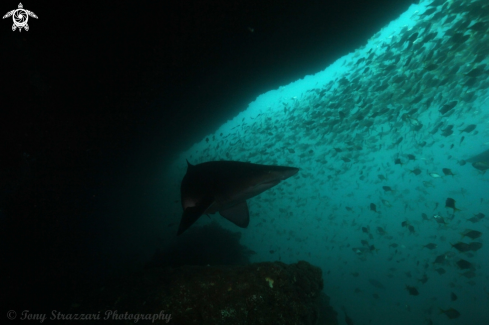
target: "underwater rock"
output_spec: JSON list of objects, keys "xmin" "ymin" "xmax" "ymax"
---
[{"xmin": 76, "ymin": 261, "xmax": 337, "ymax": 325}]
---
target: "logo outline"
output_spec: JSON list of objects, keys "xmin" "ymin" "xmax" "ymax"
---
[{"xmin": 3, "ymin": 3, "xmax": 38, "ymax": 32}]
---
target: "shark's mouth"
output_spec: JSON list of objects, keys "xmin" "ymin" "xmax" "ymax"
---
[
  {"xmin": 216, "ymin": 179, "xmax": 282, "ymax": 208},
  {"xmin": 260, "ymin": 179, "xmax": 281, "ymax": 186},
  {"xmin": 244, "ymin": 179, "xmax": 281, "ymax": 198}
]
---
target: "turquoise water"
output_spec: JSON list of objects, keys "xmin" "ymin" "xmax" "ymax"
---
[{"xmin": 163, "ymin": 0, "xmax": 489, "ymax": 324}]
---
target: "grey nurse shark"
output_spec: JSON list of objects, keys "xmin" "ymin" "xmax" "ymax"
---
[{"xmin": 177, "ymin": 160, "xmax": 299, "ymax": 235}]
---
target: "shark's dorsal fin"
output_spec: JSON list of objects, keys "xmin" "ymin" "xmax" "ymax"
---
[
  {"xmin": 185, "ymin": 159, "xmax": 194, "ymax": 171},
  {"xmin": 219, "ymin": 201, "xmax": 250, "ymax": 228}
]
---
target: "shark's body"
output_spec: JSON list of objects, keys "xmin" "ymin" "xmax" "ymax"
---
[{"xmin": 177, "ymin": 160, "xmax": 299, "ymax": 235}]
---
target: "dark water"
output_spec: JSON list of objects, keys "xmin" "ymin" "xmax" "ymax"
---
[{"xmin": 2, "ymin": 0, "xmax": 488, "ymax": 324}]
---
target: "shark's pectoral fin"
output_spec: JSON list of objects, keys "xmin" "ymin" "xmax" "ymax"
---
[
  {"xmin": 219, "ymin": 201, "xmax": 250, "ymax": 228},
  {"xmin": 177, "ymin": 197, "xmax": 214, "ymax": 235}
]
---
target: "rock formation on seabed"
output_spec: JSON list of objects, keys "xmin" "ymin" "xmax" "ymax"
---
[{"xmin": 76, "ymin": 261, "xmax": 337, "ymax": 325}]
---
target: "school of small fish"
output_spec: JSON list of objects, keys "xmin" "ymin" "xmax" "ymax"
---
[{"xmin": 164, "ymin": 0, "xmax": 489, "ymax": 324}]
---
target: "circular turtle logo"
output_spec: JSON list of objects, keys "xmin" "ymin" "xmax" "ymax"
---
[{"xmin": 3, "ymin": 3, "xmax": 38, "ymax": 32}]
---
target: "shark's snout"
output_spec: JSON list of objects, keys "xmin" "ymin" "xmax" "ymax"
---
[{"xmin": 282, "ymin": 167, "xmax": 299, "ymax": 179}]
